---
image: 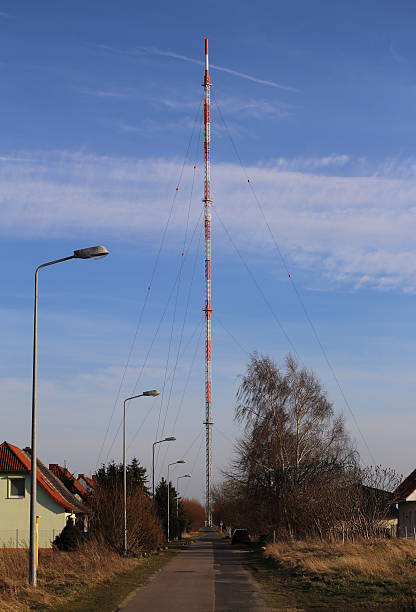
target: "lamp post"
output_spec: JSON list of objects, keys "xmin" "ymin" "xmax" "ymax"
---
[
  {"xmin": 152, "ymin": 437, "xmax": 176, "ymax": 502},
  {"xmin": 167, "ymin": 460, "xmax": 185, "ymax": 542},
  {"xmin": 176, "ymin": 474, "xmax": 191, "ymax": 522},
  {"xmin": 123, "ymin": 390, "xmax": 159, "ymax": 556},
  {"xmin": 29, "ymin": 245, "xmax": 108, "ymax": 586}
]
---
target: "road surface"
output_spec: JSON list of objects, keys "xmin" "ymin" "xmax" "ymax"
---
[{"xmin": 119, "ymin": 532, "xmax": 269, "ymax": 611}]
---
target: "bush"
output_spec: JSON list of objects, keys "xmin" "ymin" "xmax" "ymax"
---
[
  {"xmin": 90, "ymin": 479, "xmax": 163, "ymax": 554},
  {"xmin": 53, "ymin": 521, "xmax": 85, "ymax": 551}
]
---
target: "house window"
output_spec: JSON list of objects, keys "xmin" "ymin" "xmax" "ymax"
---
[{"xmin": 8, "ymin": 477, "xmax": 25, "ymax": 498}]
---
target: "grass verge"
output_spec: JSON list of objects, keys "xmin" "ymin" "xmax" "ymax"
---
[
  {"xmin": 245, "ymin": 539, "xmax": 416, "ymax": 611},
  {"xmin": 0, "ymin": 541, "xmax": 179, "ymax": 612}
]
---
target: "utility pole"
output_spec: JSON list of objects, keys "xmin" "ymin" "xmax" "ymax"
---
[{"xmin": 202, "ymin": 37, "xmax": 213, "ymax": 528}]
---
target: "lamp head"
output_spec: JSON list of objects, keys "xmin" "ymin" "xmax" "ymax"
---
[
  {"xmin": 74, "ymin": 245, "xmax": 109, "ymax": 259},
  {"xmin": 164, "ymin": 436, "xmax": 176, "ymax": 442},
  {"xmin": 143, "ymin": 389, "xmax": 160, "ymax": 397},
  {"xmin": 177, "ymin": 460, "xmax": 185, "ymax": 464}
]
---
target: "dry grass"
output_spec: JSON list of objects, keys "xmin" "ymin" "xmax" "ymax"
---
[
  {"xmin": 265, "ymin": 538, "xmax": 416, "ymax": 580},
  {"xmin": 242, "ymin": 538, "xmax": 416, "ymax": 609},
  {"xmin": 0, "ymin": 540, "xmax": 142, "ymax": 611}
]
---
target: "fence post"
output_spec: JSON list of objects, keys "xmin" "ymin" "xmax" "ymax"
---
[
  {"xmin": 16, "ymin": 528, "xmax": 18, "ymax": 549},
  {"xmin": 52, "ymin": 528, "xmax": 55, "ymax": 545},
  {"xmin": 273, "ymin": 529, "xmax": 276, "ymax": 545},
  {"xmin": 406, "ymin": 526, "xmax": 408, "ymax": 539}
]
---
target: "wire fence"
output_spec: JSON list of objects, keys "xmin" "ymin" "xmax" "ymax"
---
[
  {"xmin": 398, "ymin": 525, "xmax": 416, "ymax": 540},
  {"xmin": 0, "ymin": 529, "xmax": 56, "ymax": 548}
]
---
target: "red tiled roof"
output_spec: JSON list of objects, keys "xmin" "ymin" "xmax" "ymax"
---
[
  {"xmin": 0, "ymin": 441, "xmax": 77, "ymax": 512},
  {"xmin": 395, "ymin": 469, "xmax": 416, "ymax": 502},
  {"xmin": 78, "ymin": 473, "xmax": 95, "ymax": 489},
  {"xmin": 0, "ymin": 441, "xmax": 27, "ymax": 472},
  {"xmin": 49, "ymin": 464, "xmax": 90, "ymax": 500}
]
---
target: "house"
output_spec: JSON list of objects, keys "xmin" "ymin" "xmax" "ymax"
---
[
  {"xmin": 49, "ymin": 464, "xmax": 91, "ymax": 504},
  {"xmin": 78, "ymin": 473, "xmax": 96, "ymax": 492},
  {"xmin": 395, "ymin": 469, "xmax": 416, "ymax": 537},
  {"xmin": 0, "ymin": 441, "xmax": 89, "ymax": 548}
]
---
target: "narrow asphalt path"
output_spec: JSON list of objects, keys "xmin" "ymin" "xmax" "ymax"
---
[{"xmin": 119, "ymin": 533, "xmax": 269, "ymax": 611}]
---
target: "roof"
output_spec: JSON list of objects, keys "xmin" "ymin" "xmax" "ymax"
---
[
  {"xmin": 0, "ymin": 441, "xmax": 27, "ymax": 472},
  {"xmin": 0, "ymin": 441, "xmax": 88, "ymax": 513},
  {"xmin": 49, "ymin": 464, "xmax": 90, "ymax": 502},
  {"xmin": 361, "ymin": 485, "xmax": 398, "ymax": 519},
  {"xmin": 78, "ymin": 473, "xmax": 96, "ymax": 490},
  {"xmin": 33, "ymin": 457, "xmax": 89, "ymax": 514},
  {"xmin": 395, "ymin": 468, "xmax": 416, "ymax": 502}
]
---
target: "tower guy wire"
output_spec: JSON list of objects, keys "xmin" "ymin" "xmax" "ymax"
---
[
  {"xmin": 95, "ymin": 95, "xmax": 203, "ymax": 470},
  {"xmin": 212, "ymin": 93, "xmax": 375, "ymax": 466}
]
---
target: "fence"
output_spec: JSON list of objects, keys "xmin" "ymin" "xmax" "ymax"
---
[
  {"xmin": 0, "ymin": 529, "xmax": 56, "ymax": 548},
  {"xmin": 398, "ymin": 525, "xmax": 416, "ymax": 539}
]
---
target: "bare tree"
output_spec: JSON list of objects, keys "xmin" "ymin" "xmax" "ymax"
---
[
  {"xmin": 182, "ymin": 498, "xmax": 206, "ymax": 531},
  {"xmin": 90, "ymin": 460, "xmax": 163, "ymax": 554},
  {"xmin": 229, "ymin": 353, "xmax": 358, "ymax": 538}
]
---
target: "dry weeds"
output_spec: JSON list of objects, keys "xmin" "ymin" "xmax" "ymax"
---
[
  {"xmin": 265, "ymin": 538, "xmax": 416, "ymax": 580},
  {"xmin": 0, "ymin": 539, "xmax": 141, "ymax": 611}
]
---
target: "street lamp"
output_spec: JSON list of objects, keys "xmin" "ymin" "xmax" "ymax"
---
[
  {"xmin": 167, "ymin": 460, "xmax": 185, "ymax": 542},
  {"xmin": 176, "ymin": 474, "xmax": 191, "ymax": 523},
  {"xmin": 123, "ymin": 390, "xmax": 159, "ymax": 556},
  {"xmin": 29, "ymin": 246, "xmax": 109, "ymax": 586},
  {"xmin": 152, "ymin": 437, "xmax": 176, "ymax": 502}
]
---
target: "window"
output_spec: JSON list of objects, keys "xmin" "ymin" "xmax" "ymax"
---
[{"xmin": 8, "ymin": 477, "xmax": 25, "ymax": 498}]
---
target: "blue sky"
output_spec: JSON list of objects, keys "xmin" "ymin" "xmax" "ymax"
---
[{"xmin": 1, "ymin": 1, "xmax": 416, "ymax": 500}]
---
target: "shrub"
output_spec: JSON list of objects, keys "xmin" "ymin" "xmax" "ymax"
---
[
  {"xmin": 53, "ymin": 521, "xmax": 85, "ymax": 551},
  {"xmin": 90, "ymin": 477, "xmax": 163, "ymax": 554}
]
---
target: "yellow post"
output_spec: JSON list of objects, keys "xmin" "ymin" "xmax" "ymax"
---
[{"xmin": 36, "ymin": 516, "xmax": 39, "ymax": 568}]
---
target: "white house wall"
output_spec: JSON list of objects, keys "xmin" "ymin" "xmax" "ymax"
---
[{"xmin": 0, "ymin": 474, "xmax": 69, "ymax": 548}]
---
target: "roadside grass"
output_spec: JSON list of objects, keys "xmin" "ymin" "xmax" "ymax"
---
[
  {"xmin": 245, "ymin": 538, "xmax": 416, "ymax": 610},
  {"xmin": 0, "ymin": 540, "xmax": 178, "ymax": 611}
]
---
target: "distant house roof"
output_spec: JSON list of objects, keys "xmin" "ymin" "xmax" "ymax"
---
[
  {"xmin": 0, "ymin": 441, "xmax": 88, "ymax": 514},
  {"xmin": 395, "ymin": 469, "xmax": 416, "ymax": 502},
  {"xmin": 78, "ymin": 473, "xmax": 96, "ymax": 490},
  {"xmin": 361, "ymin": 485, "xmax": 398, "ymax": 520},
  {"xmin": 49, "ymin": 464, "xmax": 90, "ymax": 502}
]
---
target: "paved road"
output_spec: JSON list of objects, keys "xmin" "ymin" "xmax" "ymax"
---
[{"xmin": 119, "ymin": 533, "xmax": 269, "ymax": 612}]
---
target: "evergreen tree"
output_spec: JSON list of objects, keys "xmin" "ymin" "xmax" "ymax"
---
[
  {"xmin": 128, "ymin": 457, "xmax": 149, "ymax": 493},
  {"xmin": 53, "ymin": 520, "xmax": 84, "ymax": 551},
  {"xmin": 155, "ymin": 477, "xmax": 186, "ymax": 540},
  {"xmin": 96, "ymin": 458, "xmax": 149, "ymax": 495}
]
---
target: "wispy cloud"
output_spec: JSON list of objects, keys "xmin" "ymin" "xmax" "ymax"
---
[
  {"xmin": 272, "ymin": 154, "xmax": 350, "ymax": 171},
  {"xmin": 117, "ymin": 116, "xmax": 198, "ymax": 135},
  {"xmin": 2, "ymin": 150, "xmax": 416, "ymax": 291},
  {"xmin": 389, "ymin": 41, "xmax": 407, "ymax": 66},
  {"xmin": 97, "ymin": 43, "xmax": 298, "ymax": 92},
  {"xmin": 160, "ymin": 94, "xmax": 291, "ymax": 120},
  {"xmin": 78, "ymin": 86, "xmax": 134, "ymax": 99}
]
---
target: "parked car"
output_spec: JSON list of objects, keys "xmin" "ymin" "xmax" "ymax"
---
[{"xmin": 231, "ymin": 528, "xmax": 251, "ymax": 545}]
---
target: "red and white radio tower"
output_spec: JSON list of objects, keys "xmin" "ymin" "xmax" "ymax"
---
[{"xmin": 203, "ymin": 37, "xmax": 213, "ymax": 527}]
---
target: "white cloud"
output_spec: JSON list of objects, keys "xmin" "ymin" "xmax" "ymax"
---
[
  {"xmin": 161, "ymin": 94, "xmax": 292, "ymax": 120},
  {"xmin": 1, "ymin": 151, "xmax": 416, "ymax": 291}
]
